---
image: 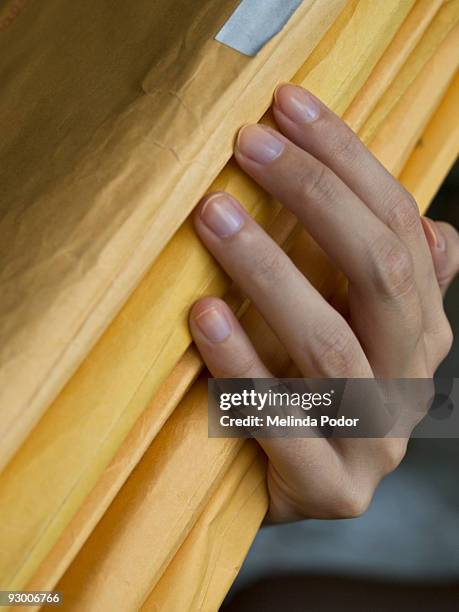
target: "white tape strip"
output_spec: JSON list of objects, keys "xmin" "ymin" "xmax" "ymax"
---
[{"xmin": 215, "ymin": 0, "xmax": 304, "ymax": 56}]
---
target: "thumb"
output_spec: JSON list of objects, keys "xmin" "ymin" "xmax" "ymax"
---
[{"xmin": 422, "ymin": 217, "xmax": 459, "ymax": 296}]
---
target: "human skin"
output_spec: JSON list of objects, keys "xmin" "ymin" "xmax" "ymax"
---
[{"xmin": 189, "ymin": 84, "xmax": 459, "ymax": 523}]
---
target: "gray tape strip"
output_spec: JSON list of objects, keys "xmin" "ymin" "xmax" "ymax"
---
[{"xmin": 215, "ymin": 0, "xmax": 303, "ymax": 56}]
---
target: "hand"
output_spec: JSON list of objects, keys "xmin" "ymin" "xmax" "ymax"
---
[{"xmin": 189, "ymin": 84, "xmax": 459, "ymax": 522}]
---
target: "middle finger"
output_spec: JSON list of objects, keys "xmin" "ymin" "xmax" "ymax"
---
[
  {"xmin": 193, "ymin": 192, "xmax": 371, "ymax": 378},
  {"xmin": 235, "ymin": 125, "xmax": 424, "ymax": 375}
]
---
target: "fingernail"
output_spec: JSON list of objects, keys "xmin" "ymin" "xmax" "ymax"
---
[
  {"xmin": 436, "ymin": 228, "xmax": 446, "ymax": 251},
  {"xmin": 200, "ymin": 194, "xmax": 244, "ymax": 238},
  {"xmin": 423, "ymin": 217, "xmax": 446, "ymax": 251},
  {"xmin": 194, "ymin": 307, "xmax": 232, "ymax": 343},
  {"xmin": 236, "ymin": 124, "xmax": 284, "ymax": 164},
  {"xmin": 274, "ymin": 84, "xmax": 320, "ymax": 124}
]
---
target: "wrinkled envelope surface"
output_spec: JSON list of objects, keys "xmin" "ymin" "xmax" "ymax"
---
[{"xmin": 0, "ymin": 0, "xmax": 323, "ymax": 467}]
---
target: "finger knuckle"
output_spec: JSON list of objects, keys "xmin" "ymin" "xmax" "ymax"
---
[
  {"xmin": 436, "ymin": 254, "xmax": 459, "ymax": 292},
  {"xmin": 224, "ymin": 354, "xmax": 259, "ymax": 378},
  {"xmin": 329, "ymin": 125, "xmax": 360, "ymax": 164},
  {"xmin": 377, "ymin": 440, "xmax": 407, "ymax": 475},
  {"xmin": 385, "ymin": 194, "xmax": 420, "ymax": 236},
  {"xmin": 371, "ymin": 237, "xmax": 416, "ymax": 300},
  {"xmin": 437, "ymin": 270, "xmax": 455, "ymax": 292},
  {"xmin": 300, "ymin": 161, "xmax": 336, "ymax": 206},
  {"xmin": 330, "ymin": 486, "xmax": 373, "ymax": 519},
  {"xmin": 310, "ymin": 324, "xmax": 359, "ymax": 376},
  {"xmin": 436, "ymin": 320, "xmax": 454, "ymax": 360},
  {"xmin": 251, "ymin": 246, "xmax": 290, "ymax": 289}
]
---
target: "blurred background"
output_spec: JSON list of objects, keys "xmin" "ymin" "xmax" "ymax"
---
[{"xmin": 222, "ymin": 162, "xmax": 459, "ymax": 612}]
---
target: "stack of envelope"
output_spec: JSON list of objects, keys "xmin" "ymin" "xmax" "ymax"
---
[{"xmin": 0, "ymin": 0, "xmax": 458, "ymax": 609}]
